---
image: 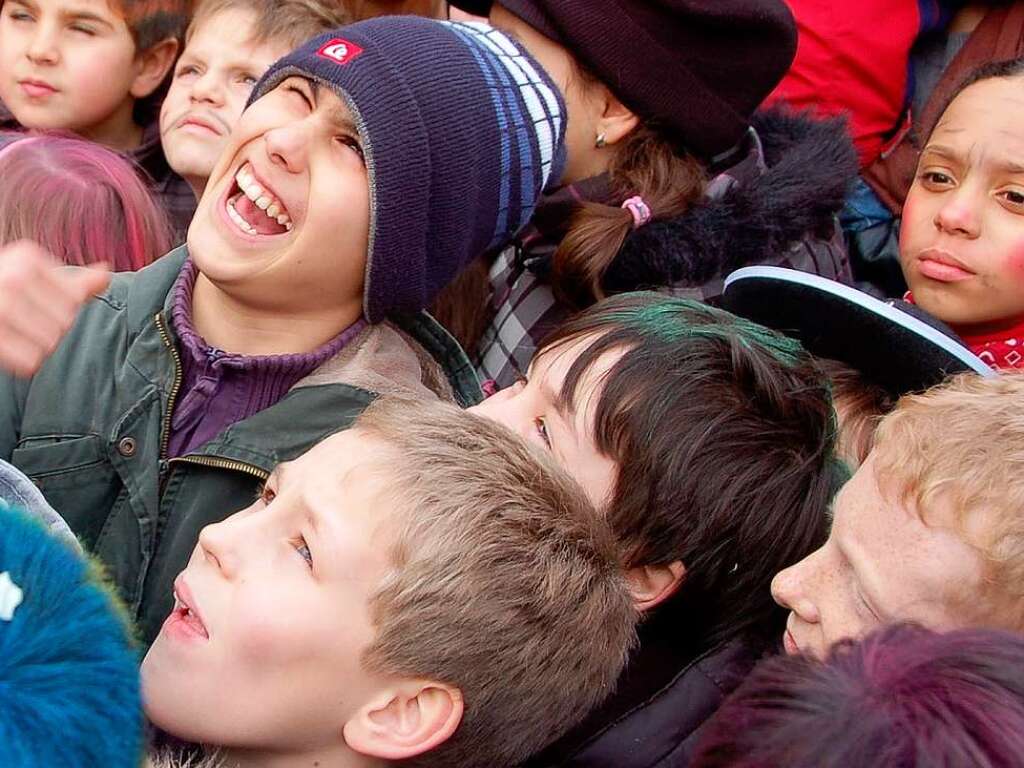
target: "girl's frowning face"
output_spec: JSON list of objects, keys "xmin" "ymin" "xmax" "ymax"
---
[{"xmin": 900, "ymin": 75, "xmax": 1024, "ymax": 335}]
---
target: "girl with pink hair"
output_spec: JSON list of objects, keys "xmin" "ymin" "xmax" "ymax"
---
[{"xmin": 0, "ymin": 133, "xmax": 172, "ymax": 272}]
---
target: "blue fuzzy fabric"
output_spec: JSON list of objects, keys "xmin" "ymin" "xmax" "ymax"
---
[{"xmin": 0, "ymin": 507, "xmax": 143, "ymax": 767}]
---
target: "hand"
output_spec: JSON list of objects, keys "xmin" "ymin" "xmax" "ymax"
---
[{"xmin": 0, "ymin": 241, "xmax": 111, "ymax": 377}]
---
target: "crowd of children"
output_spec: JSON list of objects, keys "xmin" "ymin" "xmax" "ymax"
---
[{"xmin": 0, "ymin": 0, "xmax": 1023, "ymax": 766}]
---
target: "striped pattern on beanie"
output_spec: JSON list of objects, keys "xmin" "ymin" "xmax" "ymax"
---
[{"xmin": 249, "ymin": 17, "xmax": 568, "ymax": 322}]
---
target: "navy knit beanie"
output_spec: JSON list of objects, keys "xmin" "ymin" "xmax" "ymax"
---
[{"xmin": 249, "ymin": 18, "xmax": 567, "ymax": 323}]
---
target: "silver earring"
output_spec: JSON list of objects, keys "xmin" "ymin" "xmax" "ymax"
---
[{"xmin": 595, "ymin": 133, "xmax": 607, "ymax": 149}]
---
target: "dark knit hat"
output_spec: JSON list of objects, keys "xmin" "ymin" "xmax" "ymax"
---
[
  {"xmin": 448, "ymin": 0, "xmax": 797, "ymax": 160},
  {"xmin": 722, "ymin": 266, "xmax": 993, "ymax": 398},
  {"xmin": 248, "ymin": 18, "xmax": 566, "ymax": 323}
]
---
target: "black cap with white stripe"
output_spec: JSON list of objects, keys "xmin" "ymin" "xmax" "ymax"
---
[{"xmin": 722, "ymin": 266, "xmax": 993, "ymax": 398}]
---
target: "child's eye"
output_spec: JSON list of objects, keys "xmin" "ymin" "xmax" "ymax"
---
[
  {"xmin": 534, "ymin": 417, "xmax": 551, "ymax": 449},
  {"xmin": 336, "ymin": 134, "xmax": 365, "ymax": 162},
  {"xmin": 69, "ymin": 23, "xmax": 96, "ymax": 35},
  {"xmin": 286, "ymin": 84, "xmax": 313, "ymax": 109},
  {"xmin": 292, "ymin": 536, "xmax": 313, "ymax": 569},
  {"xmin": 176, "ymin": 64, "xmax": 199, "ymax": 78},
  {"xmin": 8, "ymin": 10, "xmax": 33, "ymax": 21},
  {"xmin": 1000, "ymin": 189, "xmax": 1024, "ymax": 208},
  {"xmin": 239, "ymin": 73, "xmax": 259, "ymax": 87},
  {"xmin": 921, "ymin": 170, "xmax": 955, "ymax": 187}
]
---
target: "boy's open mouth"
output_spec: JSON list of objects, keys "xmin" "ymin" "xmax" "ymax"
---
[{"xmin": 225, "ymin": 163, "xmax": 294, "ymax": 237}]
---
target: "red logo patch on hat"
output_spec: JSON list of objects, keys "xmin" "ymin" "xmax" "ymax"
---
[{"xmin": 317, "ymin": 38, "xmax": 364, "ymax": 65}]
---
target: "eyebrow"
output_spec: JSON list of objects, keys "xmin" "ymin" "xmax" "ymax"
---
[
  {"xmin": 922, "ymin": 143, "xmax": 1024, "ymax": 176},
  {"xmin": 541, "ymin": 377, "xmax": 574, "ymax": 420},
  {"xmin": 920, "ymin": 143, "xmax": 961, "ymax": 164},
  {"xmin": 65, "ymin": 10, "xmax": 111, "ymax": 24},
  {"xmin": 308, "ymin": 81, "xmax": 361, "ymax": 138}
]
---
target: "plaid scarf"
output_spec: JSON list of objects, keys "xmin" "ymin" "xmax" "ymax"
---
[
  {"xmin": 475, "ymin": 127, "xmax": 849, "ymax": 387},
  {"xmin": 475, "ymin": 174, "xmax": 612, "ymax": 386}
]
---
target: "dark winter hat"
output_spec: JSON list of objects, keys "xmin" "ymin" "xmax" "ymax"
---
[
  {"xmin": 248, "ymin": 18, "xmax": 567, "ymax": 323},
  {"xmin": 447, "ymin": 0, "xmax": 798, "ymax": 160},
  {"xmin": 721, "ymin": 266, "xmax": 993, "ymax": 398}
]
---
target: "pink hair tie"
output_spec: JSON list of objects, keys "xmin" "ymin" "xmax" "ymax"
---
[{"xmin": 622, "ymin": 195, "xmax": 652, "ymax": 229}]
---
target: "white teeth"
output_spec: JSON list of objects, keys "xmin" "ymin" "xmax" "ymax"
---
[
  {"xmin": 231, "ymin": 163, "xmax": 293, "ymax": 230},
  {"xmin": 226, "ymin": 197, "xmax": 259, "ymax": 236}
]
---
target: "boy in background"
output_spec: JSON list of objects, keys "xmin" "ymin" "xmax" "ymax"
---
[
  {"xmin": 0, "ymin": 0, "xmax": 192, "ymax": 237},
  {"xmin": 160, "ymin": 0, "xmax": 350, "ymax": 199}
]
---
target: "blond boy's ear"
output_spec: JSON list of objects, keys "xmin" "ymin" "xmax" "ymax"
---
[
  {"xmin": 130, "ymin": 37, "xmax": 180, "ymax": 99},
  {"xmin": 625, "ymin": 560, "xmax": 686, "ymax": 613},
  {"xmin": 343, "ymin": 681, "xmax": 464, "ymax": 761}
]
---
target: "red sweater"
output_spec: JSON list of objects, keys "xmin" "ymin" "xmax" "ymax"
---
[{"xmin": 765, "ymin": 1, "xmax": 957, "ymax": 166}]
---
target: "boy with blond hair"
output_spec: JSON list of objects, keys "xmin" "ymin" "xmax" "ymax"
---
[
  {"xmin": 143, "ymin": 398, "xmax": 637, "ymax": 768},
  {"xmin": 0, "ymin": 0, "xmax": 192, "ymax": 235},
  {"xmin": 160, "ymin": 0, "xmax": 351, "ymax": 198},
  {"xmin": 773, "ymin": 372, "xmax": 1024, "ymax": 658}
]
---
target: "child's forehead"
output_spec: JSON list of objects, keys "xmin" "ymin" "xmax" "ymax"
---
[
  {"xmin": 186, "ymin": 4, "xmax": 258, "ymax": 44},
  {"xmin": 286, "ymin": 430, "xmax": 395, "ymax": 487},
  {"xmin": 934, "ymin": 78, "xmax": 1024, "ymax": 152},
  {"xmin": 186, "ymin": 5, "xmax": 293, "ymax": 57}
]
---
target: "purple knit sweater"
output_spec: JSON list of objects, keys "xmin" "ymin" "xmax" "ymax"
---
[{"xmin": 167, "ymin": 261, "xmax": 366, "ymax": 457}]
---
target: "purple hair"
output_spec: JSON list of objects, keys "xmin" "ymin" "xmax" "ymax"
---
[
  {"xmin": 692, "ymin": 624, "xmax": 1024, "ymax": 768},
  {"xmin": 0, "ymin": 131, "xmax": 172, "ymax": 271}
]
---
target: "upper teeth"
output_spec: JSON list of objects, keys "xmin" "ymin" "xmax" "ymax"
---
[{"xmin": 233, "ymin": 165, "xmax": 293, "ymax": 231}]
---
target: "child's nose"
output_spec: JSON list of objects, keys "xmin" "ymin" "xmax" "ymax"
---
[
  {"xmin": 190, "ymin": 71, "xmax": 225, "ymax": 106},
  {"xmin": 467, "ymin": 382, "xmax": 528, "ymax": 435},
  {"xmin": 263, "ymin": 121, "xmax": 310, "ymax": 174},
  {"xmin": 197, "ymin": 519, "xmax": 241, "ymax": 579},
  {"xmin": 25, "ymin": 24, "xmax": 60, "ymax": 65},
  {"xmin": 934, "ymin": 188, "xmax": 981, "ymax": 238},
  {"xmin": 771, "ymin": 561, "xmax": 813, "ymax": 618}
]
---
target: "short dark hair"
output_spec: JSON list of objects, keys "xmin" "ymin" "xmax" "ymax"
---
[
  {"xmin": 693, "ymin": 623, "xmax": 1024, "ymax": 768},
  {"xmin": 539, "ymin": 292, "xmax": 844, "ymax": 646}
]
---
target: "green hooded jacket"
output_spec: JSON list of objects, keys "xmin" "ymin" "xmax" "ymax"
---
[{"xmin": 0, "ymin": 248, "xmax": 482, "ymax": 643}]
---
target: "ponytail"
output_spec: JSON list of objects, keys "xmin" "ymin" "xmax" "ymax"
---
[{"xmin": 551, "ymin": 125, "xmax": 706, "ymax": 310}]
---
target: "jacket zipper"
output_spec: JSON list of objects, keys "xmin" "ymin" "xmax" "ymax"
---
[
  {"xmin": 154, "ymin": 313, "xmax": 269, "ymax": 482},
  {"xmin": 155, "ymin": 312, "xmax": 184, "ymax": 461},
  {"xmin": 168, "ymin": 454, "xmax": 269, "ymax": 481}
]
